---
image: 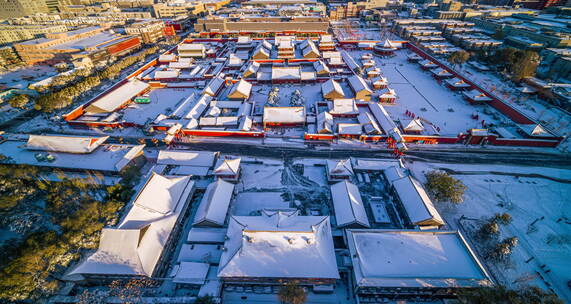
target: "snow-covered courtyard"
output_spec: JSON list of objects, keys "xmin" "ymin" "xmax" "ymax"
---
[
  {"xmin": 409, "ymin": 161, "xmax": 571, "ymax": 301},
  {"xmin": 347, "ymin": 49, "xmax": 509, "ymax": 136}
]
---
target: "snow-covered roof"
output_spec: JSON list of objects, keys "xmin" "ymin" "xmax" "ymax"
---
[
  {"xmin": 431, "ymin": 67, "xmax": 452, "ymax": 76},
  {"xmin": 157, "ymin": 150, "xmax": 217, "ymax": 167},
  {"xmin": 239, "ymin": 116, "xmax": 253, "ymax": 131},
  {"xmin": 263, "ymin": 107, "xmax": 305, "ymax": 124},
  {"xmin": 169, "ymin": 61, "xmax": 193, "ymax": 69},
  {"xmin": 301, "ymin": 40, "xmax": 320, "ymax": 58},
  {"xmin": 211, "ymin": 100, "xmax": 243, "ymax": 109},
  {"xmin": 2, "ymin": 139, "xmax": 143, "ymax": 172},
  {"xmin": 327, "ymin": 159, "xmax": 353, "ymax": 177},
  {"xmin": 199, "ymin": 116, "xmax": 239, "ymax": 127},
  {"xmin": 351, "ymin": 158, "xmax": 403, "ymax": 171},
  {"xmin": 278, "ymin": 39, "xmax": 294, "ymax": 49},
  {"xmin": 178, "ymin": 43, "xmax": 206, "ymax": 52},
  {"xmin": 321, "ymin": 79, "xmax": 344, "ymax": 99},
  {"xmin": 271, "ymin": 67, "xmax": 301, "ymax": 81},
  {"xmin": 66, "ymin": 174, "xmax": 195, "ymax": 280},
  {"xmin": 243, "ymin": 61, "xmax": 260, "ymax": 77},
  {"xmin": 391, "ymin": 176, "xmax": 444, "ymax": 226},
  {"xmin": 86, "ymin": 79, "xmax": 149, "ymax": 114},
  {"xmin": 374, "ymin": 76, "xmax": 388, "ymax": 86},
  {"xmin": 214, "ymin": 158, "xmax": 241, "ymax": 176},
  {"xmin": 445, "ymin": 77, "xmax": 471, "ymax": 87},
  {"xmin": 383, "ymin": 165, "xmax": 407, "ymax": 184},
  {"xmin": 330, "ymin": 181, "xmax": 370, "ymax": 228},
  {"xmin": 228, "ymin": 54, "xmax": 243, "ymax": 67},
  {"xmin": 407, "ymin": 54, "xmax": 422, "ymax": 60},
  {"xmin": 172, "ymin": 262, "xmax": 210, "ymax": 285},
  {"xmin": 346, "ymin": 229, "xmax": 492, "ymax": 288},
  {"xmin": 419, "ymin": 59, "xmax": 437, "ymax": 67},
  {"xmin": 187, "ymin": 227, "xmax": 227, "ymax": 243},
  {"xmin": 331, "ymin": 99, "xmax": 358, "ymax": 115},
  {"xmin": 228, "ymin": 79, "xmax": 252, "ymax": 99},
  {"xmin": 379, "ymin": 88, "xmax": 397, "ymax": 99},
  {"xmin": 218, "ymin": 210, "xmax": 339, "ymax": 279},
  {"xmin": 366, "ymin": 67, "xmax": 381, "ymax": 76},
  {"xmin": 133, "ymin": 173, "xmax": 191, "ymax": 214},
  {"xmin": 463, "ymin": 89, "xmax": 492, "ymax": 101},
  {"xmin": 252, "ymin": 45, "xmax": 270, "ymax": 59},
  {"xmin": 313, "ymin": 60, "xmax": 330, "ymax": 74},
  {"xmin": 320, "ymin": 35, "xmax": 333, "ymax": 44},
  {"xmin": 368, "ymin": 103, "xmax": 404, "ymax": 143},
  {"xmin": 341, "ymin": 50, "xmax": 360, "ymax": 71},
  {"xmin": 154, "ymin": 69, "xmax": 180, "ymax": 79},
  {"xmin": 184, "ymin": 94, "xmax": 212, "ymax": 120},
  {"xmin": 322, "ymin": 51, "xmax": 341, "ymax": 59},
  {"xmin": 193, "ymin": 179, "xmax": 235, "ymax": 227},
  {"xmin": 237, "ymin": 36, "xmax": 251, "ymax": 44},
  {"xmin": 203, "ymin": 77, "xmax": 225, "ymax": 97},
  {"xmin": 261, "ymin": 39, "xmax": 272, "ymax": 50},
  {"xmin": 348, "ymin": 75, "xmax": 372, "ymax": 94},
  {"xmin": 316, "ymin": 111, "xmax": 333, "ymax": 134},
  {"xmin": 338, "ymin": 123, "xmax": 362, "ymax": 135},
  {"xmin": 357, "ymin": 112, "xmax": 382, "ymax": 135},
  {"xmin": 26, "ymin": 135, "xmax": 108, "ymax": 154},
  {"xmin": 402, "ymin": 118, "xmax": 424, "ymax": 132},
  {"xmin": 382, "ymin": 39, "xmax": 397, "ymax": 49},
  {"xmin": 159, "ymin": 54, "xmax": 176, "ymax": 62},
  {"xmin": 178, "ymin": 244, "xmax": 222, "ymax": 264},
  {"xmin": 301, "ymin": 71, "xmax": 316, "ymax": 81},
  {"xmin": 328, "ymin": 57, "xmax": 343, "ymax": 66},
  {"xmin": 519, "ymin": 124, "xmax": 553, "ymax": 137}
]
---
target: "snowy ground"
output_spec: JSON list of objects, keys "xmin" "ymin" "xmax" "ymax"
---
[
  {"xmin": 122, "ymin": 88, "xmax": 199, "ymax": 125},
  {"xmin": 346, "ymin": 49, "xmax": 509, "ymax": 136},
  {"xmin": 231, "ymin": 192, "xmax": 289, "ymax": 216},
  {"xmin": 408, "ymin": 160, "xmax": 571, "ymax": 301},
  {"xmin": 250, "ymin": 83, "xmax": 326, "ymax": 114},
  {"xmin": 0, "ymin": 65, "xmax": 57, "ymax": 89}
]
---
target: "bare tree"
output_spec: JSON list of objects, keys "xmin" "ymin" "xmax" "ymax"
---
[{"xmin": 278, "ymin": 281, "xmax": 307, "ymax": 304}]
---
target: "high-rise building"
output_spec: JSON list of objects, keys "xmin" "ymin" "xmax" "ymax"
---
[
  {"xmin": 0, "ymin": 0, "xmax": 50, "ymax": 19},
  {"xmin": 45, "ymin": 0, "xmax": 70, "ymax": 13}
]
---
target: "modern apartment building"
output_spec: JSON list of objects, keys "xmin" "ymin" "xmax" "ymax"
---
[
  {"xmin": 194, "ymin": 16, "xmax": 329, "ymax": 34},
  {"xmin": 14, "ymin": 26, "xmax": 140, "ymax": 64},
  {"xmin": 0, "ymin": 24, "xmax": 68, "ymax": 45},
  {"xmin": 0, "ymin": 0, "xmax": 49, "ymax": 19},
  {"xmin": 125, "ymin": 20, "xmax": 165, "ymax": 44}
]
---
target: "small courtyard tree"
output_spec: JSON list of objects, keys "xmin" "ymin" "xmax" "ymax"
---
[
  {"xmin": 78, "ymin": 289, "xmax": 108, "ymax": 304},
  {"xmin": 195, "ymin": 295, "xmax": 216, "ymax": 304},
  {"xmin": 448, "ymin": 50, "xmax": 470, "ymax": 67},
  {"xmin": 424, "ymin": 170, "xmax": 467, "ymax": 203},
  {"xmin": 492, "ymin": 212, "xmax": 512, "ymax": 225},
  {"xmin": 478, "ymin": 220, "xmax": 500, "ymax": 239},
  {"xmin": 278, "ymin": 282, "xmax": 307, "ymax": 304},
  {"xmin": 488, "ymin": 237, "xmax": 518, "ymax": 261},
  {"xmin": 7, "ymin": 94, "xmax": 30, "ymax": 109},
  {"xmin": 511, "ymin": 50, "xmax": 540, "ymax": 82}
]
